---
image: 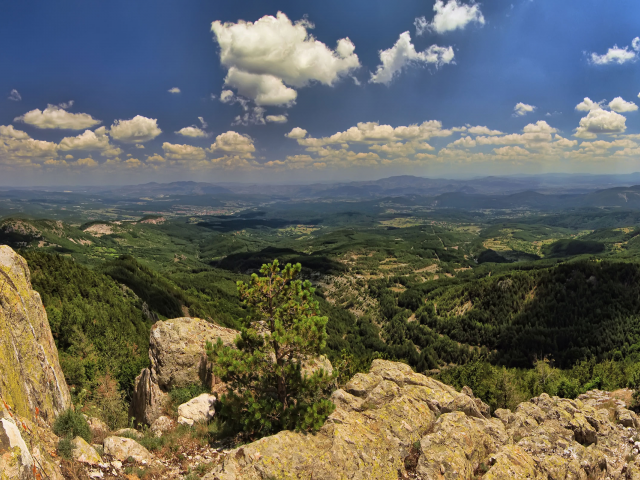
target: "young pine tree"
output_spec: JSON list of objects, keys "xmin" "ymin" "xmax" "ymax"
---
[{"xmin": 207, "ymin": 260, "xmax": 335, "ymax": 438}]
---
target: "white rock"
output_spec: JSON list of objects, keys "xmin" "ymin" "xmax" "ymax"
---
[
  {"xmin": 177, "ymin": 393, "xmax": 216, "ymax": 426},
  {"xmin": 103, "ymin": 436, "xmax": 154, "ymax": 463}
]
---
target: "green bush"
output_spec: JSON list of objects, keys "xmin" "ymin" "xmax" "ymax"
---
[
  {"xmin": 57, "ymin": 436, "xmax": 75, "ymax": 460},
  {"xmin": 52, "ymin": 409, "xmax": 91, "ymax": 443},
  {"xmin": 169, "ymin": 384, "xmax": 210, "ymax": 407}
]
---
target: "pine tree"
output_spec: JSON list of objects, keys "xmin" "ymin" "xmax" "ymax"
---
[{"xmin": 207, "ymin": 260, "xmax": 335, "ymax": 438}]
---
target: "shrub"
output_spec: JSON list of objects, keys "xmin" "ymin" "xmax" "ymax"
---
[
  {"xmin": 57, "ymin": 436, "xmax": 75, "ymax": 460},
  {"xmin": 53, "ymin": 409, "xmax": 91, "ymax": 443},
  {"xmin": 208, "ymin": 260, "xmax": 335, "ymax": 439}
]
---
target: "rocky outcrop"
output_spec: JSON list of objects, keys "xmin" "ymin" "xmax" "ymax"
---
[
  {"xmin": 130, "ymin": 317, "xmax": 237, "ymax": 425},
  {"xmin": 0, "ymin": 246, "xmax": 70, "ymax": 424},
  {"xmin": 205, "ymin": 360, "xmax": 640, "ymax": 480},
  {"xmin": 0, "ymin": 246, "xmax": 69, "ymax": 480},
  {"xmin": 71, "ymin": 436, "xmax": 101, "ymax": 465}
]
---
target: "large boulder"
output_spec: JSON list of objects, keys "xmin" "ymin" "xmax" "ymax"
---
[
  {"xmin": 204, "ymin": 360, "xmax": 640, "ymax": 480},
  {"xmin": 71, "ymin": 436, "xmax": 101, "ymax": 465},
  {"xmin": 177, "ymin": 393, "xmax": 216, "ymax": 426},
  {"xmin": 149, "ymin": 317, "xmax": 238, "ymax": 391},
  {"xmin": 0, "ymin": 246, "xmax": 71, "ymax": 424}
]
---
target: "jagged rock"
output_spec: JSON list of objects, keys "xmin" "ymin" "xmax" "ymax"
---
[
  {"xmin": 0, "ymin": 246, "xmax": 71, "ymax": 424},
  {"xmin": 129, "ymin": 366, "xmax": 168, "ymax": 426},
  {"xmin": 103, "ymin": 436, "xmax": 154, "ymax": 463},
  {"xmin": 178, "ymin": 393, "xmax": 216, "ymax": 426},
  {"xmin": 149, "ymin": 317, "xmax": 238, "ymax": 391},
  {"xmin": 72, "ymin": 436, "xmax": 101, "ymax": 465},
  {"xmin": 150, "ymin": 415, "xmax": 174, "ymax": 437},
  {"xmin": 204, "ymin": 361, "xmax": 640, "ymax": 480},
  {"xmin": 114, "ymin": 427, "xmax": 143, "ymax": 439}
]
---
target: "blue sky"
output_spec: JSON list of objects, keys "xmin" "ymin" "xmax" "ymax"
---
[{"xmin": 1, "ymin": 0, "xmax": 639, "ymax": 185}]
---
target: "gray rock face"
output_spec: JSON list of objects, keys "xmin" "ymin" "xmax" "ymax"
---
[{"xmin": 177, "ymin": 393, "xmax": 216, "ymax": 426}]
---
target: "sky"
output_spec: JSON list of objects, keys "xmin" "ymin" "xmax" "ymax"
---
[{"xmin": 1, "ymin": 0, "xmax": 640, "ymax": 186}]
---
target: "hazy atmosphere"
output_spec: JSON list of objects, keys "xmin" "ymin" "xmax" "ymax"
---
[{"xmin": 2, "ymin": 0, "xmax": 640, "ymax": 185}]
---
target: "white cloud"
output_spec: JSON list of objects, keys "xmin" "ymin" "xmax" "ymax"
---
[
  {"xmin": 608, "ymin": 96, "xmax": 638, "ymax": 113},
  {"xmin": 15, "ymin": 105, "xmax": 101, "ymax": 130},
  {"xmin": 589, "ymin": 38, "xmax": 639, "ymax": 65},
  {"xmin": 198, "ymin": 117, "xmax": 208, "ymax": 128},
  {"xmin": 574, "ymin": 109, "xmax": 626, "ymax": 138},
  {"xmin": 210, "ymin": 131, "xmax": 255, "ymax": 157},
  {"xmin": 286, "ymin": 127, "xmax": 308, "ymax": 139},
  {"xmin": 8, "ymin": 89, "xmax": 21, "ymax": 102},
  {"xmin": 109, "ymin": 115, "xmax": 162, "ymax": 143},
  {"xmin": 266, "ymin": 114, "xmax": 288, "ymax": 123},
  {"xmin": 168, "ymin": 87, "xmax": 181, "ymax": 94},
  {"xmin": 224, "ymin": 67, "xmax": 297, "ymax": 106},
  {"xmin": 232, "ymin": 107, "xmax": 266, "ymax": 126},
  {"xmin": 176, "ymin": 126, "xmax": 208, "ymax": 138},
  {"xmin": 370, "ymin": 32, "xmax": 454, "ymax": 85},
  {"xmin": 575, "ymin": 97, "xmax": 604, "ymax": 112},
  {"xmin": 211, "ymin": 12, "xmax": 360, "ymax": 105},
  {"xmin": 75, "ymin": 157, "xmax": 98, "ymax": 167},
  {"xmin": 513, "ymin": 103, "xmax": 536, "ymax": 116},
  {"xmin": 493, "ymin": 146, "xmax": 530, "ymax": 157},
  {"xmin": 0, "ymin": 125, "xmax": 30, "ymax": 140},
  {"xmin": 415, "ymin": 0, "xmax": 485, "ymax": 35},
  {"xmin": 467, "ymin": 125, "xmax": 502, "ymax": 136},
  {"xmin": 162, "ymin": 142, "xmax": 207, "ymax": 161},
  {"xmin": 58, "ymin": 100, "xmax": 74, "ymax": 109},
  {"xmin": 58, "ymin": 129, "xmax": 113, "ymax": 152}
]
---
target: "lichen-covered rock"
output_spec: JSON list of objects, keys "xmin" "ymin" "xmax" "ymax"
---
[
  {"xmin": 85, "ymin": 416, "xmax": 109, "ymax": 442},
  {"xmin": 0, "ymin": 246, "xmax": 71, "ymax": 424},
  {"xmin": 71, "ymin": 436, "xmax": 101, "ymax": 465},
  {"xmin": 178, "ymin": 393, "xmax": 216, "ymax": 426},
  {"xmin": 0, "ymin": 417, "xmax": 33, "ymax": 479},
  {"xmin": 114, "ymin": 428, "xmax": 143, "ymax": 439},
  {"xmin": 103, "ymin": 436, "xmax": 154, "ymax": 463}
]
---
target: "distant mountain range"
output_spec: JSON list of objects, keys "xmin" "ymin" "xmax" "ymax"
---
[{"xmin": 6, "ymin": 174, "xmax": 640, "ymax": 205}]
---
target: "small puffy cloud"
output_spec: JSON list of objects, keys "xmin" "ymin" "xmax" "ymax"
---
[
  {"xmin": 266, "ymin": 114, "xmax": 288, "ymax": 124},
  {"xmin": 210, "ymin": 131, "xmax": 255, "ymax": 157},
  {"xmin": 370, "ymin": 32, "xmax": 454, "ymax": 84},
  {"xmin": 162, "ymin": 142, "xmax": 207, "ymax": 161},
  {"xmin": 15, "ymin": 105, "xmax": 101, "ymax": 130},
  {"xmin": 589, "ymin": 37, "xmax": 639, "ymax": 65},
  {"xmin": 415, "ymin": 0, "xmax": 485, "ymax": 35},
  {"xmin": 135, "ymin": 144, "xmax": 145, "ymax": 149},
  {"xmin": 232, "ymin": 107, "xmax": 266, "ymax": 126},
  {"xmin": 109, "ymin": 115, "xmax": 162, "ymax": 143},
  {"xmin": 448, "ymin": 136, "xmax": 476, "ymax": 148},
  {"xmin": 575, "ymin": 97, "xmax": 604, "ymax": 112},
  {"xmin": 8, "ymin": 89, "xmax": 21, "ymax": 101},
  {"xmin": 575, "ymin": 109, "xmax": 626, "ymax": 138},
  {"xmin": 211, "ymin": 12, "xmax": 360, "ymax": 105},
  {"xmin": 58, "ymin": 100, "xmax": 74, "ymax": 109},
  {"xmin": 467, "ymin": 125, "xmax": 502, "ymax": 136},
  {"xmin": 286, "ymin": 127, "xmax": 308, "ymax": 139},
  {"xmin": 176, "ymin": 126, "xmax": 208, "ymax": 138},
  {"xmin": 608, "ymin": 96, "xmax": 638, "ymax": 113},
  {"xmin": 198, "ymin": 117, "xmax": 208, "ymax": 128},
  {"xmin": 513, "ymin": 103, "xmax": 536, "ymax": 116},
  {"xmin": 0, "ymin": 125, "xmax": 30, "ymax": 140},
  {"xmin": 224, "ymin": 67, "xmax": 297, "ymax": 106},
  {"xmin": 58, "ymin": 129, "xmax": 112, "ymax": 151},
  {"xmin": 168, "ymin": 87, "xmax": 181, "ymax": 94},
  {"xmin": 220, "ymin": 90, "xmax": 235, "ymax": 103}
]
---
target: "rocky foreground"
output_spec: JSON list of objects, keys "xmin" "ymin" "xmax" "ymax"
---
[{"xmin": 3, "ymin": 245, "xmax": 640, "ymax": 479}]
